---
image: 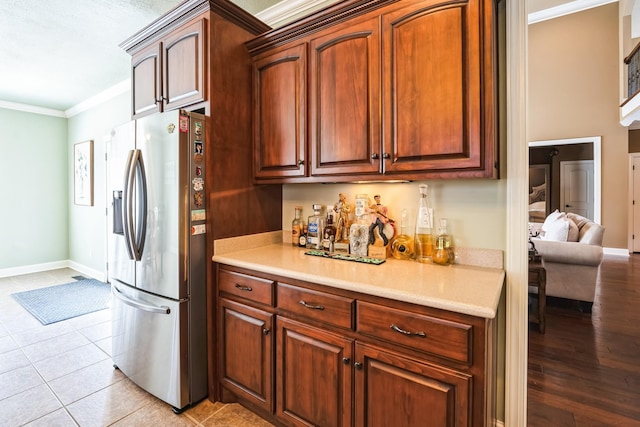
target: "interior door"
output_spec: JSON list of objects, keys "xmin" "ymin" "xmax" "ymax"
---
[{"xmin": 560, "ymin": 160, "xmax": 594, "ymax": 219}]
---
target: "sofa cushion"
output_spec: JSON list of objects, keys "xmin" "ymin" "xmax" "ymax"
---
[
  {"xmin": 541, "ymin": 209, "xmax": 562, "ymax": 234},
  {"xmin": 542, "ymin": 215, "xmax": 570, "ymax": 241},
  {"xmin": 580, "ymin": 222, "xmax": 605, "ymax": 245}
]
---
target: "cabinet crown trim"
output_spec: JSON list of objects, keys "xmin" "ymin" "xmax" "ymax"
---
[
  {"xmin": 246, "ymin": 0, "xmax": 399, "ymax": 55},
  {"xmin": 121, "ymin": 0, "xmax": 271, "ymax": 54}
]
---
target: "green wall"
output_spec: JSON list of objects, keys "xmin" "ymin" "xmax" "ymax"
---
[
  {"xmin": 67, "ymin": 92, "xmax": 131, "ymax": 279},
  {"xmin": 0, "ymin": 108, "xmax": 68, "ymax": 270}
]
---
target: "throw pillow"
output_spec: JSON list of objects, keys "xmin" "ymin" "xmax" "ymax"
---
[
  {"xmin": 541, "ymin": 209, "xmax": 562, "ymax": 234},
  {"xmin": 541, "ymin": 216, "xmax": 570, "ymax": 241},
  {"xmin": 567, "ymin": 218, "xmax": 579, "ymax": 242}
]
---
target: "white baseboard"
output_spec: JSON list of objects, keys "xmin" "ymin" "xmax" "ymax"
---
[
  {"xmin": 603, "ymin": 247, "xmax": 630, "ymax": 257},
  {"xmin": 0, "ymin": 260, "xmax": 105, "ymax": 282},
  {"xmin": 0, "ymin": 260, "xmax": 69, "ymax": 278}
]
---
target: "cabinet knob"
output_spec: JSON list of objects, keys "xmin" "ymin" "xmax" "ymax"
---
[
  {"xmin": 371, "ymin": 153, "xmax": 379, "ymax": 160},
  {"xmin": 382, "ymin": 152, "xmax": 391, "ymax": 159},
  {"xmin": 354, "ymin": 361, "xmax": 363, "ymax": 370},
  {"xmin": 262, "ymin": 328, "xmax": 270, "ymax": 335},
  {"xmin": 298, "ymin": 159, "xmax": 304, "ymax": 166},
  {"xmin": 342, "ymin": 357, "xmax": 350, "ymax": 365}
]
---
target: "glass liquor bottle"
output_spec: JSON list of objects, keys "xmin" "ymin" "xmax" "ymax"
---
[
  {"xmin": 322, "ymin": 209, "xmax": 337, "ymax": 252},
  {"xmin": 414, "ymin": 184, "xmax": 434, "ymax": 263},
  {"xmin": 349, "ymin": 194, "xmax": 370, "ymax": 256},
  {"xmin": 433, "ymin": 218, "xmax": 454, "ymax": 265},
  {"xmin": 306, "ymin": 204, "xmax": 325, "ymax": 250},
  {"xmin": 291, "ymin": 206, "xmax": 302, "ymax": 246},
  {"xmin": 390, "ymin": 209, "xmax": 414, "ymax": 260},
  {"xmin": 298, "ymin": 224, "xmax": 308, "ymax": 248}
]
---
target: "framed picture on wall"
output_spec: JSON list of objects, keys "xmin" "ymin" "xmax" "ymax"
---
[{"xmin": 74, "ymin": 140, "xmax": 93, "ymax": 206}]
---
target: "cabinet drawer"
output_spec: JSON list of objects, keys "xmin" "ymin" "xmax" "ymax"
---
[
  {"xmin": 277, "ymin": 283, "xmax": 354, "ymax": 330},
  {"xmin": 219, "ymin": 269, "xmax": 275, "ymax": 307},
  {"xmin": 356, "ymin": 301, "xmax": 472, "ymax": 364}
]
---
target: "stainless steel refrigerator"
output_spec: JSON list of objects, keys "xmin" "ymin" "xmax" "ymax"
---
[{"xmin": 108, "ymin": 110, "xmax": 207, "ymax": 412}]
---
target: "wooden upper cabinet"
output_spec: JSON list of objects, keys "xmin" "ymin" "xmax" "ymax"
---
[
  {"xmin": 163, "ymin": 19, "xmax": 206, "ymax": 111},
  {"xmin": 309, "ymin": 16, "xmax": 381, "ymax": 177},
  {"xmin": 130, "ymin": 18, "xmax": 206, "ymax": 119},
  {"xmin": 247, "ymin": 0, "xmax": 497, "ymax": 182},
  {"xmin": 382, "ymin": 0, "xmax": 494, "ymax": 177},
  {"xmin": 253, "ymin": 43, "xmax": 307, "ymax": 179},
  {"xmin": 132, "ymin": 44, "xmax": 162, "ymax": 118}
]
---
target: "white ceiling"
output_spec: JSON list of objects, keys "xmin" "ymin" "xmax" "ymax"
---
[
  {"xmin": 0, "ymin": 0, "xmax": 281, "ymax": 113},
  {"xmin": 0, "ymin": 0, "xmax": 611, "ymax": 115}
]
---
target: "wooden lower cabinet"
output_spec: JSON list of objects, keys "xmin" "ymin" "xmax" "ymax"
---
[
  {"xmin": 276, "ymin": 317, "xmax": 353, "ymax": 427},
  {"xmin": 216, "ymin": 266, "xmax": 495, "ymax": 427},
  {"xmin": 218, "ymin": 298, "xmax": 274, "ymax": 413},
  {"xmin": 354, "ymin": 342, "xmax": 471, "ymax": 427}
]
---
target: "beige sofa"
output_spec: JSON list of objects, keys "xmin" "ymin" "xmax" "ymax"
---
[{"xmin": 530, "ymin": 212, "xmax": 605, "ymax": 313}]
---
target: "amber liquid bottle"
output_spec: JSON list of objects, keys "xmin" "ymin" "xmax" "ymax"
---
[
  {"xmin": 414, "ymin": 184, "xmax": 433, "ymax": 263},
  {"xmin": 391, "ymin": 209, "xmax": 414, "ymax": 260},
  {"xmin": 291, "ymin": 206, "xmax": 302, "ymax": 246},
  {"xmin": 433, "ymin": 218, "xmax": 454, "ymax": 265}
]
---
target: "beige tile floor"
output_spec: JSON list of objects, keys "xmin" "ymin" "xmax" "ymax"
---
[{"xmin": 0, "ymin": 268, "xmax": 275, "ymax": 427}]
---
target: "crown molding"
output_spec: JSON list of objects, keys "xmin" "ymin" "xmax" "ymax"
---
[
  {"xmin": 65, "ymin": 80, "xmax": 130, "ymax": 118},
  {"xmin": 0, "ymin": 100, "xmax": 66, "ymax": 118},
  {"xmin": 528, "ymin": 0, "xmax": 618, "ymax": 25},
  {"xmin": 256, "ymin": 0, "xmax": 339, "ymax": 28}
]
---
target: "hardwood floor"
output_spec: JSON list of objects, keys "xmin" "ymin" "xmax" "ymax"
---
[{"xmin": 528, "ymin": 254, "xmax": 640, "ymax": 426}]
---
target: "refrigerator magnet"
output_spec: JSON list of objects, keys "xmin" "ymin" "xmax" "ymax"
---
[
  {"xmin": 192, "ymin": 177, "xmax": 204, "ymax": 191},
  {"xmin": 193, "ymin": 192, "xmax": 204, "ymax": 208},
  {"xmin": 179, "ymin": 116, "xmax": 189, "ymax": 133},
  {"xmin": 194, "ymin": 154, "xmax": 203, "ymax": 164},
  {"xmin": 194, "ymin": 141, "xmax": 203, "ymax": 154},
  {"xmin": 191, "ymin": 224, "xmax": 206, "ymax": 235},
  {"xmin": 191, "ymin": 209, "xmax": 206, "ymax": 221}
]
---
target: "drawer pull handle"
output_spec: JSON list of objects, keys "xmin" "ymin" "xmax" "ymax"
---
[
  {"xmin": 390, "ymin": 324, "xmax": 426, "ymax": 338},
  {"xmin": 299, "ymin": 300, "xmax": 325, "ymax": 310},
  {"xmin": 235, "ymin": 284, "xmax": 253, "ymax": 292}
]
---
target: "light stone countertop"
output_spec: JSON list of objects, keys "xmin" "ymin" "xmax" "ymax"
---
[{"xmin": 213, "ymin": 242, "xmax": 505, "ymax": 319}]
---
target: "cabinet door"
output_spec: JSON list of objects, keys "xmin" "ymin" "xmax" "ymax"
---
[
  {"xmin": 354, "ymin": 342, "xmax": 471, "ymax": 427},
  {"xmin": 382, "ymin": 0, "xmax": 491, "ymax": 176},
  {"xmin": 277, "ymin": 317, "xmax": 353, "ymax": 427},
  {"xmin": 132, "ymin": 43, "xmax": 162, "ymax": 118},
  {"xmin": 309, "ymin": 16, "xmax": 381, "ymax": 176},
  {"xmin": 163, "ymin": 19, "xmax": 206, "ymax": 111},
  {"xmin": 253, "ymin": 44, "xmax": 307, "ymax": 179},
  {"xmin": 219, "ymin": 298, "xmax": 274, "ymax": 412}
]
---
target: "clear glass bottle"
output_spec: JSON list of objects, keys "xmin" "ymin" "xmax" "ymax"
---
[
  {"xmin": 350, "ymin": 194, "xmax": 370, "ymax": 256},
  {"xmin": 414, "ymin": 184, "xmax": 434, "ymax": 263},
  {"xmin": 390, "ymin": 209, "xmax": 414, "ymax": 260},
  {"xmin": 306, "ymin": 204, "xmax": 325, "ymax": 249},
  {"xmin": 433, "ymin": 218, "xmax": 453, "ymax": 265},
  {"xmin": 291, "ymin": 206, "xmax": 302, "ymax": 246},
  {"xmin": 322, "ymin": 209, "xmax": 337, "ymax": 252}
]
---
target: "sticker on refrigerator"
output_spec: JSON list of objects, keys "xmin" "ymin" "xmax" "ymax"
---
[
  {"xmin": 192, "ymin": 177, "xmax": 204, "ymax": 191},
  {"xmin": 179, "ymin": 115, "xmax": 189, "ymax": 133},
  {"xmin": 194, "ymin": 141, "xmax": 203, "ymax": 154},
  {"xmin": 191, "ymin": 209, "xmax": 206, "ymax": 221},
  {"xmin": 191, "ymin": 224, "xmax": 206, "ymax": 235},
  {"xmin": 193, "ymin": 191, "xmax": 204, "ymax": 208}
]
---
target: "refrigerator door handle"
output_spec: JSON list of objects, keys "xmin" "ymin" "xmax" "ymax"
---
[
  {"xmin": 112, "ymin": 284, "xmax": 171, "ymax": 314},
  {"xmin": 133, "ymin": 150, "xmax": 148, "ymax": 261},
  {"xmin": 122, "ymin": 150, "xmax": 136, "ymax": 260}
]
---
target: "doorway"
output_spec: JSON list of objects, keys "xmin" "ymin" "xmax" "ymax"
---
[{"xmin": 528, "ymin": 136, "xmax": 602, "ymax": 224}]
